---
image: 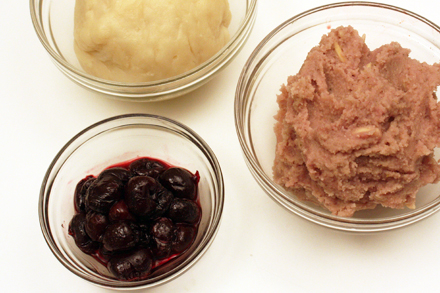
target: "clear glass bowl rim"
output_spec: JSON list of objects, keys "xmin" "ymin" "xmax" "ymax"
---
[
  {"xmin": 39, "ymin": 113, "xmax": 225, "ymax": 289},
  {"xmin": 235, "ymin": 1, "xmax": 440, "ymax": 233}
]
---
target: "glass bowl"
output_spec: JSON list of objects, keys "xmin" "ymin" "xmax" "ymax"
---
[
  {"xmin": 39, "ymin": 114, "xmax": 224, "ymax": 289},
  {"xmin": 29, "ymin": 0, "xmax": 257, "ymax": 101},
  {"xmin": 235, "ymin": 2, "xmax": 440, "ymax": 233}
]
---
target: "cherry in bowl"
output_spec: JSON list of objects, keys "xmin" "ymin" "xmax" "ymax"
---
[{"xmin": 39, "ymin": 114, "xmax": 224, "ymax": 289}]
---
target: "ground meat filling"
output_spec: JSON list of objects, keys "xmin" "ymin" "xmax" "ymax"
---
[{"xmin": 273, "ymin": 26, "xmax": 440, "ymax": 217}]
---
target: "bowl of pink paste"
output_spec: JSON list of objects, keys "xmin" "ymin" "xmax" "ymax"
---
[{"xmin": 235, "ymin": 2, "xmax": 440, "ymax": 232}]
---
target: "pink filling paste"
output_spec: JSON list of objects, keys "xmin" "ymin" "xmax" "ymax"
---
[{"xmin": 273, "ymin": 26, "xmax": 440, "ymax": 217}]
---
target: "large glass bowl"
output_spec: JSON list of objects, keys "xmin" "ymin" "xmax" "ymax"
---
[
  {"xmin": 30, "ymin": 0, "xmax": 257, "ymax": 101},
  {"xmin": 39, "ymin": 114, "xmax": 224, "ymax": 289},
  {"xmin": 235, "ymin": 2, "xmax": 440, "ymax": 233}
]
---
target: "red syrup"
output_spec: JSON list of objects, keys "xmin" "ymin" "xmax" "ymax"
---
[{"xmin": 68, "ymin": 156, "xmax": 201, "ymax": 281}]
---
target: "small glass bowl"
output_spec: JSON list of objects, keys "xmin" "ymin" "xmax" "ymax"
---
[
  {"xmin": 29, "ymin": 0, "xmax": 257, "ymax": 101},
  {"xmin": 235, "ymin": 2, "xmax": 440, "ymax": 233},
  {"xmin": 39, "ymin": 114, "xmax": 224, "ymax": 289}
]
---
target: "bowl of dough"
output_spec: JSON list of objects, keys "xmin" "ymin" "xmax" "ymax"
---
[
  {"xmin": 30, "ymin": 0, "xmax": 257, "ymax": 101},
  {"xmin": 235, "ymin": 2, "xmax": 440, "ymax": 232}
]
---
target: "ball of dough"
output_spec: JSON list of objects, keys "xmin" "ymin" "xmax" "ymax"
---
[{"xmin": 74, "ymin": 0, "xmax": 232, "ymax": 82}]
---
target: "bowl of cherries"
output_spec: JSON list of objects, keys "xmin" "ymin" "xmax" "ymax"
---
[{"xmin": 39, "ymin": 114, "xmax": 224, "ymax": 289}]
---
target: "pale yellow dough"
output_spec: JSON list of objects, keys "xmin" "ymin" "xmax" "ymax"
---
[{"xmin": 74, "ymin": 0, "xmax": 231, "ymax": 82}]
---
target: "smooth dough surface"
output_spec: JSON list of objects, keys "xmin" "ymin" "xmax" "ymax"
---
[{"xmin": 74, "ymin": 0, "xmax": 231, "ymax": 82}]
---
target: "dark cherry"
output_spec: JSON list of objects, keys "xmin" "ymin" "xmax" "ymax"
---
[
  {"xmin": 152, "ymin": 184, "xmax": 174, "ymax": 218},
  {"xmin": 85, "ymin": 211, "xmax": 108, "ymax": 242},
  {"xmin": 124, "ymin": 176, "xmax": 156, "ymax": 217},
  {"xmin": 129, "ymin": 158, "xmax": 167, "ymax": 178},
  {"xmin": 172, "ymin": 224, "xmax": 196, "ymax": 254},
  {"xmin": 149, "ymin": 218, "xmax": 174, "ymax": 260},
  {"xmin": 159, "ymin": 168, "xmax": 197, "ymax": 200},
  {"xmin": 108, "ymin": 200, "xmax": 135, "ymax": 222},
  {"xmin": 168, "ymin": 198, "xmax": 201, "ymax": 224},
  {"xmin": 150, "ymin": 217, "xmax": 174, "ymax": 242},
  {"xmin": 68, "ymin": 213, "xmax": 99, "ymax": 254},
  {"xmin": 108, "ymin": 248, "xmax": 153, "ymax": 281},
  {"xmin": 85, "ymin": 176, "xmax": 124, "ymax": 214},
  {"xmin": 102, "ymin": 221, "xmax": 139, "ymax": 252},
  {"xmin": 97, "ymin": 245, "xmax": 114, "ymax": 264},
  {"xmin": 137, "ymin": 223, "xmax": 151, "ymax": 248},
  {"xmin": 74, "ymin": 176, "xmax": 95, "ymax": 212},
  {"xmin": 125, "ymin": 176, "xmax": 173, "ymax": 219},
  {"xmin": 150, "ymin": 237, "xmax": 171, "ymax": 260},
  {"xmin": 99, "ymin": 245, "xmax": 113, "ymax": 257},
  {"xmin": 97, "ymin": 167, "xmax": 131, "ymax": 183}
]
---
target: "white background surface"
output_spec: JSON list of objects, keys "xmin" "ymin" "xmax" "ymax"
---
[{"xmin": 3, "ymin": 0, "xmax": 440, "ymax": 292}]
